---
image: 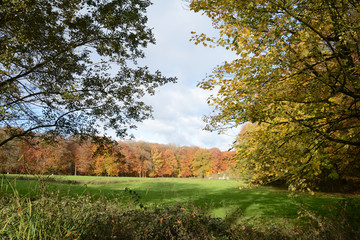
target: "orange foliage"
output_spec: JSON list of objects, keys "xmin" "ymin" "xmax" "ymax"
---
[{"xmin": 0, "ymin": 134, "xmax": 236, "ymax": 177}]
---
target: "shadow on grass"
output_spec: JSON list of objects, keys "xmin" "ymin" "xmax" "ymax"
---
[
  {"xmin": 1, "ymin": 175, "xmax": 353, "ymax": 223},
  {"xmin": 85, "ymin": 180, "xmax": 346, "ymax": 222}
]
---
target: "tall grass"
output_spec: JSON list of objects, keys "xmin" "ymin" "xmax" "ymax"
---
[
  {"xmin": 1, "ymin": 175, "xmax": 359, "ymax": 239},
  {"xmin": 0, "ymin": 175, "xmax": 138, "ymax": 239}
]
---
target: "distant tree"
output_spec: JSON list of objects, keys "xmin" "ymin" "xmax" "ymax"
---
[
  {"xmin": 134, "ymin": 141, "xmax": 152, "ymax": 177},
  {"xmin": 0, "ymin": 133, "xmax": 239, "ymax": 178},
  {"xmin": 161, "ymin": 149, "xmax": 178, "ymax": 177},
  {"xmin": 178, "ymin": 146, "xmax": 199, "ymax": 177},
  {"xmin": 192, "ymin": 149, "xmax": 212, "ymax": 178},
  {"xmin": 68, "ymin": 138, "xmax": 93, "ymax": 175},
  {"xmin": 118, "ymin": 141, "xmax": 139, "ymax": 176},
  {"xmin": 151, "ymin": 145, "xmax": 163, "ymax": 177},
  {"xmin": 20, "ymin": 138, "xmax": 39, "ymax": 174},
  {"xmin": 222, "ymin": 151, "xmax": 236, "ymax": 171},
  {"xmin": 37, "ymin": 137, "xmax": 73, "ymax": 175},
  {"xmin": 209, "ymin": 148, "xmax": 222, "ymax": 173},
  {"xmin": 209, "ymin": 148, "xmax": 235, "ymax": 174},
  {"xmin": 0, "ymin": 128, "xmax": 22, "ymax": 173},
  {"xmin": 92, "ymin": 142, "xmax": 120, "ymax": 176},
  {"xmin": 0, "ymin": 0, "xmax": 176, "ymax": 146}
]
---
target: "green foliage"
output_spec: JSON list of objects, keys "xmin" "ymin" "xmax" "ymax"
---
[
  {"xmin": 1, "ymin": 176, "xmax": 359, "ymax": 239},
  {"xmin": 190, "ymin": 0, "xmax": 360, "ymax": 191},
  {"xmin": 0, "ymin": 0, "xmax": 176, "ymax": 146},
  {"xmin": 235, "ymin": 122, "xmax": 360, "ymax": 191}
]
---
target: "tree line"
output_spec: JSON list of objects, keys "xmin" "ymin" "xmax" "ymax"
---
[
  {"xmin": 2, "ymin": 0, "xmax": 359, "ymax": 192},
  {"xmin": 0, "ymin": 128, "xmax": 235, "ymax": 178}
]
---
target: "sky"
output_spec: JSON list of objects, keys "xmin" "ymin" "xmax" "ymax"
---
[{"xmin": 123, "ymin": 0, "xmax": 241, "ymax": 151}]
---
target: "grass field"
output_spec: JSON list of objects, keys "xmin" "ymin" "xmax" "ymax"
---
[
  {"xmin": 1, "ymin": 174, "xmax": 360, "ymax": 239},
  {"xmin": 2, "ymin": 174, "xmax": 357, "ymax": 221}
]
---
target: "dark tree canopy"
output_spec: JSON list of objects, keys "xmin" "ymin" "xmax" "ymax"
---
[{"xmin": 0, "ymin": 0, "xmax": 176, "ymax": 146}]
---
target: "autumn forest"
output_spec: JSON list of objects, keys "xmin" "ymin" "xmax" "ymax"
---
[
  {"xmin": 1, "ymin": 0, "xmax": 360, "ymax": 193},
  {"xmin": 0, "ymin": 129, "xmax": 236, "ymax": 178},
  {"xmin": 1, "ymin": 0, "xmax": 360, "ymax": 238}
]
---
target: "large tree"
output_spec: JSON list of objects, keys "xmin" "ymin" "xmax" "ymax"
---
[
  {"xmin": 190, "ymin": 0, "xmax": 360, "ymax": 189},
  {"xmin": 0, "ymin": 0, "xmax": 176, "ymax": 146},
  {"xmin": 190, "ymin": 0, "xmax": 360, "ymax": 145}
]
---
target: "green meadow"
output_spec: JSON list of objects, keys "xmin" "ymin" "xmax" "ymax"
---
[
  {"xmin": 2, "ymin": 174, "xmax": 356, "ymax": 221},
  {"xmin": 1, "ymin": 174, "xmax": 359, "ymax": 239}
]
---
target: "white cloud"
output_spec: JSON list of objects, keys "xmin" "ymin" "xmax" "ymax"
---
[
  {"xmin": 130, "ymin": 86, "xmax": 240, "ymax": 150},
  {"xmin": 118, "ymin": 0, "xmax": 241, "ymax": 150},
  {"xmin": 139, "ymin": 0, "xmax": 235, "ymax": 86}
]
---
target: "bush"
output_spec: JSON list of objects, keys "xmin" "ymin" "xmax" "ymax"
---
[{"xmin": 295, "ymin": 198, "xmax": 360, "ymax": 240}]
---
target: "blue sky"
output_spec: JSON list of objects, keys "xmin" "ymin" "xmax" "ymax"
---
[{"xmin": 124, "ymin": 0, "xmax": 241, "ymax": 150}]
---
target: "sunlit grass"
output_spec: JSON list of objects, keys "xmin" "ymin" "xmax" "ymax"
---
[
  {"xmin": 2, "ymin": 174, "xmax": 355, "ymax": 221},
  {"xmin": 1, "ymin": 174, "xmax": 359, "ymax": 239}
]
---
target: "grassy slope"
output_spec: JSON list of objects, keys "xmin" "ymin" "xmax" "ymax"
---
[{"xmin": 2, "ymin": 174, "xmax": 356, "ymax": 222}]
